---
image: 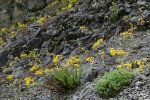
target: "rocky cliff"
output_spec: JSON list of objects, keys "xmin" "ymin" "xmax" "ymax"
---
[{"xmin": 0, "ymin": 0, "xmax": 150, "ymax": 100}]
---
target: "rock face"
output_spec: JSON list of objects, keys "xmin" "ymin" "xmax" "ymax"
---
[
  {"xmin": 0, "ymin": 0, "xmax": 150, "ymax": 99},
  {"xmin": 27, "ymin": 0, "xmax": 46, "ymax": 12},
  {"xmin": 0, "ymin": 0, "xmax": 47, "ymax": 27}
]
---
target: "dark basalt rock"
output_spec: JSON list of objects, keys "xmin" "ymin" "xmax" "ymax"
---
[
  {"xmin": 27, "ymin": 0, "xmax": 46, "ymax": 12},
  {"xmin": 42, "ymin": 56, "xmax": 52, "ymax": 66},
  {"xmin": 53, "ymin": 45, "xmax": 64, "ymax": 54},
  {"xmin": 0, "ymin": 50, "xmax": 10, "ymax": 71}
]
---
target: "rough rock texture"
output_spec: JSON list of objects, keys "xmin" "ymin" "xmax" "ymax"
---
[{"xmin": 0, "ymin": 0, "xmax": 150, "ymax": 99}]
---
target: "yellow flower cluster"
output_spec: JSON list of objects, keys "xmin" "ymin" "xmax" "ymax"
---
[
  {"xmin": 138, "ymin": 17, "xmax": 144, "ymax": 22},
  {"xmin": 6, "ymin": 75, "xmax": 13, "ymax": 80},
  {"xmin": 0, "ymin": 38, "xmax": 4, "ymax": 45},
  {"xmin": 52, "ymin": 54, "xmax": 62, "ymax": 65},
  {"xmin": 54, "ymin": 0, "xmax": 77, "ymax": 12},
  {"xmin": 80, "ymin": 25, "xmax": 88, "ymax": 33},
  {"xmin": 99, "ymin": 50, "xmax": 105, "ymax": 55},
  {"xmin": 35, "ymin": 69, "xmax": 43, "ymax": 75},
  {"xmin": 80, "ymin": 26, "xmax": 87, "ymax": 29},
  {"xmin": 120, "ymin": 31, "xmax": 133, "ymax": 38},
  {"xmin": 19, "ymin": 51, "xmax": 37, "ymax": 59},
  {"xmin": 11, "ymin": 25, "xmax": 16, "ymax": 30},
  {"xmin": 28, "ymin": 51, "xmax": 37, "ymax": 58},
  {"xmin": 67, "ymin": 4, "xmax": 73, "ymax": 8},
  {"xmin": 117, "ymin": 62, "xmax": 132, "ymax": 69},
  {"xmin": 37, "ymin": 17, "xmax": 45, "ymax": 25},
  {"xmin": 92, "ymin": 38, "xmax": 103, "ymax": 49},
  {"xmin": 18, "ymin": 22, "xmax": 27, "ymax": 28},
  {"xmin": 20, "ymin": 53, "xmax": 27, "ymax": 58},
  {"xmin": 137, "ymin": 17, "xmax": 145, "ymax": 25},
  {"xmin": 11, "ymin": 31, "xmax": 17, "ymax": 38},
  {"xmin": 0, "ymin": 38, "xmax": 4, "ymax": 49},
  {"xmin": 51, "ymin": 1, "xmax": 59, "ymax": 6},
  {"xmin": 1, "ymin": 28, "xmax": 8, "ymax": 34},
  {"xmin": 117, "ymin": 59, "xmax": 146, "ymax": 69},
  {"xmin": 63, "ymin": 56, "xmax": 80, "ymax": 68},
  {"xmin": 86, "ymin": 57, "xmax": 94, "ymax": 62},
  {"xmin": 44, "ymin": 68, "xmax": 53, "ymax": 74},
  {"xmin": 9, "ymin": 62, "xmax": 14, "ymax": 67},
  {"xmin": 134, "ymin": 60, "xmax": 144, "ymax": 69},
  {"xmin": 123, "ymin": 15, "xmax": 129, "ymax": 19},
  {"xmin": 24, "ymin": 76, "xmax": 34, "ymax": 86},
  {"xmin": 30, "ymin": 63, "xmax": 39, "ymax": 72},
  {"xmin": 110, "ymin": 48, "xmax": 128, "ymax": 57}
]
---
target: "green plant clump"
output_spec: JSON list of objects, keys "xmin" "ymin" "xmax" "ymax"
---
[
  {"xmin": 95, "ymin": 69, "xmax": 132, "ymax": 97},
  {"xmin": 54, "ymin": 69, "xmax": 81, "ymax": 89},
  {"xmin": 110, "ymin": 2, "xmax": 119, "ymax": 20}
]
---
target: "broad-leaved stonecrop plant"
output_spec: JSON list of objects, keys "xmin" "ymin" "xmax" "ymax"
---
[{"xmin": 95, "ymin": 69, "xmax": 132, "ymax": 98}]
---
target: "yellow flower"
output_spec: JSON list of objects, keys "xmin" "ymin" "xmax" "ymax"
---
[
  {"xmin": 80, "ymin": 26, "xmax": 86, "ymax": 29},
  {"xmin": 30, "ymin": 63, "xmax": 39, "ymax": 71},
  {"xmin": 1, "ymin": 28, "xmax": 8, "ymax": 34},
  {"xmin": 143, "ymin": 58, "xmax": 148, "ymax": 62},
  {"xmin": 6, "ymin": 75, "xmax": 13, "ymax": 80},
  {"xmin": 61, "ymin": 7, "xmax": 66, "ymax": 11},
  {"xmin": 24, "ymin": 76, "xmax": 34, "ymax": 86},
  {"xmin": 136, "ymin": 60, "xmax": 144, "ymax": 69},
  {"xmin": 81, "ymin": 47, "xmax": 84, "ymax": 51},
  {"xmin": 35, "ymin": 69, "xmax": 43, "ymax": 75},
  {"xmin": 120, "ymin": 31, "xmax": 132, "ymax": 38},
  {"xmin": 0, "ymin": 45, "xmax": 3, "ymax": 49},
  {"xmin": 110, "ymin": 48, "xmax": 128, "ymax": 57},
  {"xmin": 92, "ymin": 38, "xmax": 103, "ymax": 49},
  {"xmin": 9, "ymin": 62, "xmax": 13, "ymax": 67},
  {"xmin": 109, "ymin": 48, "xmax": 116, "ymax": 56},
  {"xmin": 51, "ymin": 1, "xmax": 59, "ymax": 6},
  {"xmin": 117, "ymin": 62, "xmax": 132, "ymax": 69},
  {"xmin": 11, "ymin": 31, "xmax": 17, "ymax": 38},
  {"xmin": 117, "ymin": 64, "xmax": 123, "ymax": 69},
  {"xmin": 74, "ymin": 64, "xmax": 80, "ymax": 67},
  {"xmin": 14, "ymin": 57, "xmax": 19, "ymax": 60},
  {"xmin": 129, "ymin": 27, "xmax": 136, "ymax": 32},
  {"xmin": 69, "ymin": 0, "xmax": 77, "ymax": 3},
  {"xmin": 123, "ymin": 15, "xmax": 129, "ymax": 19},
  {"xmin": 86, "ymin": 57, "xmax": 94, "ymax": 62},
  {"xmin": 123, "ymin": 62, "xmax": 132, "ymax": 68},
  {"xmin": 28, "ymin": 51, "xmax": 37, "ymax": 58},
  {"xmin": 18, "ymin": 22, "xmax": 27, "ymax": 28},
  {"xmin": 75, "ymin": 67, "xmax": 81, "ymax": 72},
  {"xmin": 52, "ymin": 55, "xmax": 62, "ymax": 64},
  {"xmin": 37, "ymin": 17, "xmax": 45, "ymax": 25},
  {"xmin": 63, "ymin": 56, "xmax": 80, "ymax": 68},
  {"xmin": 20, "ymin": 53, "xmax": 27, "ymax": 58},
  {"xmin": 0, "ymin": 38, "xmax": 4, "ymax": 45},
  {"xmin": 11, "ymin": 25, "xmax": 15, "ymax": 30},
  {"xmin": 68, "ymin": 4, "xmax": 72, "ymax": 8},
  {"xmin": 138, "ymin": 17, "xmax": 144, "ymax": 21},
  {"xmin": 44, "ymin": 68, "xmax": 53, "ymax": 74}
]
